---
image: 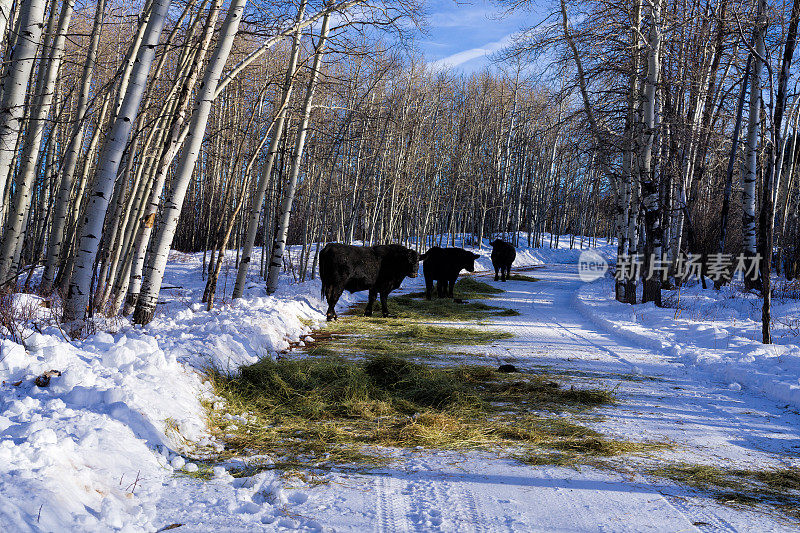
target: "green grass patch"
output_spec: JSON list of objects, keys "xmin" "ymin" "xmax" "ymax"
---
[
  {"xmin": 506, "ymin": 274, "xmax": 540, "ymax": 282},
  {"xmin": 176, "ymin": 463, "xmax": 215, "ymax": 481},
  {"xmin": 206, "ymin": 355, "xmax": 628, "ymax": 469},
  {"xmin": 349, "ymin": 294, "xmax": 516, "ymax": 321},
  {"xmin": 317, "ymin": 313, "xmax": 514, "ymax": 359},
  {"xmin": 453, "ymin": 277, "xmax": 504, "ymax": 298},
  {"xmin": 652, "ymin": 463, "xmax": 800, "ymax": 519}
]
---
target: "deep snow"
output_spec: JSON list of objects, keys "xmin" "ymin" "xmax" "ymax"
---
[{"xmin": 576, "ymin": 275, "xmax": 800, "ymax": 409}]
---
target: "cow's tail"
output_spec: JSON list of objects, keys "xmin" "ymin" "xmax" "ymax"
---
[{"xmin": 318, "ymin": 255, "xmax": 328, "ymax": 299}]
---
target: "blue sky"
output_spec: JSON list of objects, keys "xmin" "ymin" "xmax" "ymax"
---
[{"xmin": 419, "ymin": 1, "xmax": 543, "ymax": 73}]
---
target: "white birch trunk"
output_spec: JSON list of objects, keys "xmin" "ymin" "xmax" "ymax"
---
[
  {"xmin": 0, "ymin": 0, "xmax": 74, "ymax": 285},
  {"xmin": 122, "ymin": 0, "xmax": 222, "ymax": 315},
  {"xmin": 112, "ymin": 0, "xmax": 155, "ymax": 117},
  {"xmin": 742, "ymin": 0, "xmax": 766, "ymax": 259},
  {"xmin": 0, "ymin": 0, "xmax": 13, "ymax": 53},
  {"xmin": 265, "ymin": 10, "xmax": 331, "ymax": 294},
  {"xmin": 40, "ymin": 0, "xmax": 106, "ymax": 293},
  {"xmin": 232, "ymin": 1, "xmax": 306, "ymax": 299},
  {"xmin": 133, "ymin": 0, "xmax": 248, "ymax": 325},
  {"xmin": 0, "ymin": 0, "xmax": 46, "ymax": 216},
  {"xmin": 62, "ymin": 0, "xmax": 172, "ymax": 325}
]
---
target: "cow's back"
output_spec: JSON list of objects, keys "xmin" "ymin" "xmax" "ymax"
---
[
  {"xmin": 423, "ymin": 247, "xmax": 474, "ymax": 279},
  {"xmin": 422, "ymin": 247, "xmax": 447, "ymax": 279},
  {"xmin": 320, "ymin": 243, "xmax": 383, "ymax": 294},
  {"xmin": 491, "ymin": 241, "xmax": 516, "ymax": 265}
]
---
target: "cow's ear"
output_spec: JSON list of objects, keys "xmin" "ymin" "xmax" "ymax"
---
[{"xmin": 472, "ymin": 253, "xmax": 480, "ymax": 259}]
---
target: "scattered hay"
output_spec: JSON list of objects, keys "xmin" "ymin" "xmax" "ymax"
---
[
  {"xmin": 176, "ymin": 463, "xmax": 215, "ymax": 481},
  {"xmin": 349, "ymin": 295, "xmax": 514, "ymax": 321},
  {"xmin": 204, "ymin": 272, "xmax": 650, "ymax": 474},
  {"xmin": 207, "ymin": 356, "xmax": 624, "ymax": 469},
  {"xmin": 506, "ymin": 274, "xmax": 540, "ymax": 282},
  {"xmin": 513, "ymin": 420, "xmax": 660, "ymax": 467},
  {"xmin": 317, "ymin": 314, "xmax": 513, "ymax": 358},
  {"xmin": 494, "ymin": 308, "xmax": 521, "ymax": 317},
  {"xmin": 453, "ymin": 277, "xmax": 504, "ymax": 298},
  {"xmin": 652, "ymin": 463, "xmax": 800, "ymax": 519}
]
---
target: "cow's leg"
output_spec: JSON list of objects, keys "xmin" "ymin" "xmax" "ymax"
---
[
  {"xmin": 380, "ymin": 291, "xmax": 390, "ymax": 317},
  {"xmin": 425, "ymin": 277, "xmax": 433, "ymax": 300},
  {"xmin": 365, "ymin": 288, "xmax": 377, "ymax": 316},
  {"xmin": 325, "ymin": 286, "xmax": 344, "ymax": 321},
  {"xmin": 494, "ymin": 266, "xmax": 499, "ymax": 282},
  {"xmin": 503, "ymin": 266, "xmax": 510, "ymax": 281},
  {"xmin": 437, "ymin": 280, "xmax": 445, "ymax": 298},
  {"xmin": 448, "ymin": 277, "xmax": 455, "ymax": 298}
]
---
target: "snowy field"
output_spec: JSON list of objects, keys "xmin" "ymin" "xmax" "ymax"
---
[{"xmin": 2, "ymin": 235, "xmax": 799, "ymax": 531}]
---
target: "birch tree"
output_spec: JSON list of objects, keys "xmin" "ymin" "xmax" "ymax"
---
[
  {"xmin": 133, "ymin": 0, "xmax": 250, "ymax": 325},
  {"xmin": 62, "ymin": 0, "xmax": 173, "ymax": 325},
  {"xmin": 232, "ymin": 0, "xmax": 307, "ymax": 299},
  {"xmin": 266, "ymin": 7, "xmax": 332, "ymax": 294},
  {"xmin": 0, "ymin": 0, "xmax": 75, "ymax": 286},
  {"xmin": 122, "ymin": 0, "xmax": 221, "ymax": 315},
  {"xmin": 0, "ymin": 0, "xmax": 46, "ymax": 216},
  {"xmin": 40, "ymin": 0, "xmax": 107, "ymax": 293},
  {"xmin": 639, "ymin": 0, "xmax": 664, "ymax": 306},
  {"xmin": 741, "ymin": 0, "xmax": 766, "ymax": 290}
]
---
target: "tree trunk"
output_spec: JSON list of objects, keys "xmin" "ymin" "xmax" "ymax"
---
[
  {"xmin": 232, "ymin": 0, "xmax": 306, "ymax": 299},
  {"xmin": 41, "ymin": 0, "xmax": 106, "ymax": 293},
  {"xmin": 0, "ymin": 0, "xmax": 75, "ymax": 286},
  {"xmin": 133, "ymin": 0, "xmax": 249, "ymax": 325},
  {"xmin": 640, "ymin": 0, "xmax": 664, "ymax": 306},
  {"xmin": 760, "ymin": 0, "xmax": 799, "ymax": 343},
  {"xmin": 266, "ymin": 8, "xmax": 331, "ymax": 294},
  {"xmin": 741, "ymin": 0, "xmax": 766, "ymax": 290},
  {"xmin": 123, "ymin": 0, "xmax": 221, "ymax": 315},
  {"xmin": 62, "ymin": 0, "xmax": 172, "ymax": 326},
  {"xmin": 0, "ymin": 0, "xmax": 46, "ymax": 216}
]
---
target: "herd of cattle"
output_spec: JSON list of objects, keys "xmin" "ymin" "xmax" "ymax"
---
[{"xmin": 318, "ymin": 239, "xmax": 517, "ymax": 321}]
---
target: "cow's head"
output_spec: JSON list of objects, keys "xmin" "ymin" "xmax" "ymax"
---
[
  {"xmin": 406, "ymin": 249, "xmax": 420, "ymax": 278},
  {"xmin": 463, "ymin": 252, "xmax": 481, "ymax": 272},
  {"xmin": 490, "ymin": 239, "xmax": 503, "ymax": 247}
]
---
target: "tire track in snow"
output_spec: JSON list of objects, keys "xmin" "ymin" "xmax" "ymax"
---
[
  {"xmin": 451, "ymin": 480, "xmax": 495, "ymax": 533},
  {"xmin": 375, "ymin": 475, "xmax": 413, "ymax": 533},
  {"xmin": 378, "ymin": 469, "xmax": 502, "ymax": 533},
  {"xmin": 406, "ymin": 475, "xmax": 445, "ymax": 531},
  {"xmin": 663, "ymin": 494, "xmax": 736, "ymax": 533}
]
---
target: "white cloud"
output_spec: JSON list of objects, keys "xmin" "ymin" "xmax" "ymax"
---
[{"xmin": 428, "ymin": 32, "xmax": 517, "ymax": 70}]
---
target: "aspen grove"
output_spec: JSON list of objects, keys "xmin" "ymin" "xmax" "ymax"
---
[{"xmin": 0, "ymin": 0, "xmax": 798, "ymax": 345}]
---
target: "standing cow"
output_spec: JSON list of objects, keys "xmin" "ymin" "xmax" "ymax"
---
[
  {"xmin": 319, "ymin": 243, "xmax": 420, "ymax": 321},
  {"xmin": 490, "ymin": 239, "xmax": 516, "ymax": 281},
  {"xmin": 420, "ymin": 247, "xmax": 481, "ymax": 299}
]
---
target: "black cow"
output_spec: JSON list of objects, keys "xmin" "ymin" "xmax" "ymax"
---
[
  {"xmin": 490, "ymin": 239, "xmax": 516, "ymax": 281},
  {"xmin": 420, "ymin": 246, "xmax": 481, "ymax": 299},
  {"xmin": 319, "ymin": 243, "xmax": 420, "ymax": 321}
]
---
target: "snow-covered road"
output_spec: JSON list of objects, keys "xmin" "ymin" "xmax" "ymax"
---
[{"xmin": 159, "ymin": 264, "xmax": 800, "ymax": 531}]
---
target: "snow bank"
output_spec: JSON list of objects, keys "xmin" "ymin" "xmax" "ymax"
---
[
  {"xmin": 0, "ymin": 328, "xmax": 210, "ymax": 531},
  {"xmin": 0, "ymin": 253, "xmax": 337, "ymax": 530},
  {"xmin": 575, "ymin": 277, "xmax": 800, "ymax": 409}
]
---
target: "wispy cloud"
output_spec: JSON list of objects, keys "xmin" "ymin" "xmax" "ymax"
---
[{"xmin": 428, "ymin": 32, "xmax": 517, "ymax": 70}]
